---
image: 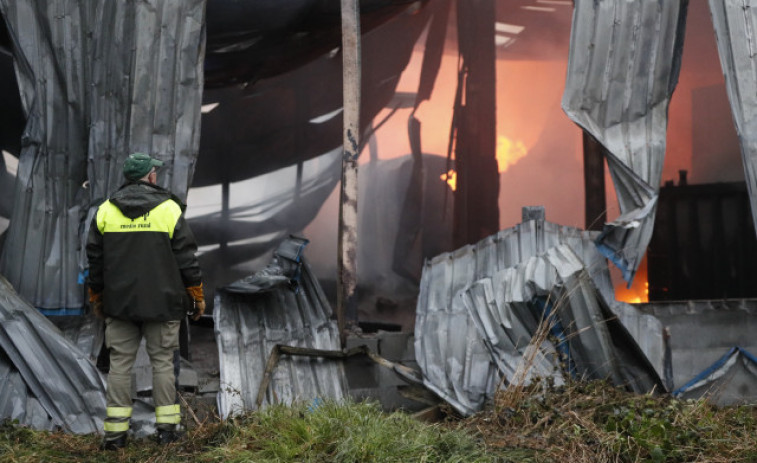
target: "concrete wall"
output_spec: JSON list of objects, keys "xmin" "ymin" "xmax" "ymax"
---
[{"xmin": 638, "ymin": 299, "xmax": 757, "ymax": 392}]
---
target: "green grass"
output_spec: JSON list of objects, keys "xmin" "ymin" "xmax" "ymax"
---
[
  {"xmin": 0, "ymin": 401, "xmax": 499, "ymax": 463},
  {"xmin": 2, "ymin": 386, "xmax": 757, "ymax": 463},
  {"xmin": 204, "ymin": 401, "xmax": 495, "ymax": 463}
]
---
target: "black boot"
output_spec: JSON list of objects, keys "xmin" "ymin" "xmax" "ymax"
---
[
  {"xmin": 101, "ymin": 432, "xmax": 127, "ymax": 450},
  {"xmin": 156, "ymin": 426, "xmax": 185, "ymax": 444}
]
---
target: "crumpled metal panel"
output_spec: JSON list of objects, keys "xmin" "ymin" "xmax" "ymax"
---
[
  {"xmin": 562, "ymin": 0, "xmax": 689, "ymax": 284},
  {"xmin": 214, "ymin": 238, "xmax": 348, "ymax": 418},
  {"xmin": 708, "ymin": 0, "xmax": 757, "ymax": 242},
  {"xmin": 415, "ymin": 218, "xmax": 609, "ymax": 415},
  {"xmin": 415, "ymin": 216, "xmax": 664, "ymax": 416},
  {"xmin": 0, "ymin": 0, "xmax": 206, "ymax": 310},
  {"xmin": 0, "ymin": 274, "xmax": 105, "ymax": 433},
  {"xmin": 463, "ymin": 245, "xmax": 663, "ymax": 406}
]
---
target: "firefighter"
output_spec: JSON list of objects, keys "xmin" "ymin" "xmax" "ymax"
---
[{"xmin": 86, "ymin": 152, "xmax": 205, "ymax": 449}]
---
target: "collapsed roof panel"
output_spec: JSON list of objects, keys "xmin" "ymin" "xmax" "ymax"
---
[
  {"xmin": 0, "ymin": 0, "xmax": 205, "ymax": 310},
  {"xmin": 214, "ymin": 237, "xmax": 348, "ymax": 418},
  {"xmin": 415, "ymin": 213, "xmax": 664, "ymax": 416},
  {"xmin": 708, "ymin": 0, "xmax": 757, "ymax": 244},
  {"xmin": 562, "ymin": 0, "xmax": 689, "ymax": 284},
  {"xmin": 0, "ymin": 274, "xmax": 105, "ymax": 433}
]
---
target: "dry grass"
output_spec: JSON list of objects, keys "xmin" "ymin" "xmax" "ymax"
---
[{"xmin": 460, "ymin": 379, "xmax": 757, "ymax": 463}]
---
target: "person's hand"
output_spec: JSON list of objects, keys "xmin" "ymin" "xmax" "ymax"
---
[
  {"xmin": 88, "ymin": 288, "xmax": 104, "ymax": 319},
  {"xmin": 186, "ymin": 284, "xmax": 205, "ymax": 321}
]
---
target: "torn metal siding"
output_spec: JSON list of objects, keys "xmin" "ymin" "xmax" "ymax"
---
[
  {"xmin": 0, "ymin": 0, "xmax": 93, "ymax": 310},
  {"xmin": 562, "ymin": 0, "xmax": 689, "ymax": 284},
  {"xmin": 0, "ymin": 0, "xmax": 206, "ymax": 310},
  {"xmin": 0, "ymin": 274, "xmax": 105, "ymax": 433},
  {"xmin": 463, "ymin": 245, "xmax": 661, "ymax": 395},
  {"xmin": 462, "ymin": 269, "xmax": 566, "ymax": 391},
  {"xmin": 708, "ymin": 0, "xmax": 757, "ymax": 243},
  {"xmin": 86, "ymin": 0, "xmax": 206, "ymax": 202},
  {"xmin": 415, "ymin": 216, "xmax": 665, "ymax": 415},
  {"xmin": 415, "ymin": 218, "xmax": 613, "ymax": 415},
  {"xmin": 214, "ymin": 240, "xmax": 347, "ymax": 418}
]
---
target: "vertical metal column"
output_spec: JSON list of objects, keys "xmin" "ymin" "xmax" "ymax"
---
[{"xmin": 337, "ymin": 0, "xmax": 361, "ymax": 346}]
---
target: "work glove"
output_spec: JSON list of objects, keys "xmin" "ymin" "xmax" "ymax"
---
[
  {"xmin": 186, "ymin": 284, "xmax": 205, "ymax": 321},
  {"xmin": 88, "ymin": 287, "xmax": 104, "ymax": 319}
]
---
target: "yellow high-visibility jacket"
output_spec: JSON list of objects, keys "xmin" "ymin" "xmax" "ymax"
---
[{"xmin": 86, "ymin": 181, "xmax": 201, "ymax": 321}]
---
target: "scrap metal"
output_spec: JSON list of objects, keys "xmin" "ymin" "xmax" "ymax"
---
[
  {"xmin": 0, "ymin": 274, "xmax": 105, "ymax": 433},
  {"xmin": 414, "ymin": 210, "xmax": 665, "ymax": 416},
  {"xmin": 214, "ymin": 237, "xmax": 349, "ymax": 418}
]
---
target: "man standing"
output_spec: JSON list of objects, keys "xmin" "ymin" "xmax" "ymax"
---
[{"xmin": 86, "ymin": 152, "xmax": 205, "ymax": 449}]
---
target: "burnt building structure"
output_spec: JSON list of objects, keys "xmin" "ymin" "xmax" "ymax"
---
[{"xmin": 649, "ymin": 174, "xmax": 757, "ymax": 301}]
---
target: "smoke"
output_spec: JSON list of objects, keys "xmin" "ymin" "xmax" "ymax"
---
[{"xmin": 304, "ymin": 0, "xmax": 745, "ymax": 320}]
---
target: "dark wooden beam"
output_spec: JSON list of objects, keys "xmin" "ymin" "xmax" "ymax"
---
[
  {"xmin": 452, "ymin": 0, "xmax": 499, "ymax": 248},
  {"xmin": 583, "ymin": 130, "xmax": 606, "ymax": 231}
]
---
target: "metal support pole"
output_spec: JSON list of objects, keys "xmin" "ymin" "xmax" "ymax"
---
[{"xmin": 337, "ymin": 0, "xmax": 361, "ymax": 347}]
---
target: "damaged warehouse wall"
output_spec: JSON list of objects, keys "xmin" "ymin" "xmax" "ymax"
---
[
  {"xmin": 562, "ymin": 0, "xmax": 689, "ymax": 285},
  {"xmin": 0, "ymin": 0, "xmax": 206, "ymax": 310},
  {"xmin": 708, "ymin": 0, "xmax": 757, "ymax": 247}
]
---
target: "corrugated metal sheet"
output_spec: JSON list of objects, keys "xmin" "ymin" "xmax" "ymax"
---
[
  {"xmin": 0, "ymin": 274, "xmax": 105, "ymax": 433},
  {"xmin": 414, "ymin": 213, "xmax": 664, "ymax": 416},
  {"xmin": 465, "ymin": 244, "xmax": 661, "ymax": 389},
  {"xmin": 562, "ymin": 0, "xmax": 689, "ymax": 284},
  {"xmin": 214, "ymin": 237, "xmax": 348, "ymax": 418},
  {"xmin": 708, "ymin": 0, "xmax": 757, "ymax": 244},
  {"xmin": 0, "ymin": 0, "xmax": 205, "ymax": 310}
]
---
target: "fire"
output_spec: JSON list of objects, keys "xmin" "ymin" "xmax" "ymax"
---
[
  {"xmin": 614, "ymin": 254, "xmax": 649, "ymax": 304},
  {"xmin": 440, "ymin": 169, "xmax": 457, "ymax": 191},
  {"xmin": 496, "ymin": 135, "xmax": 527, "ymax": 173}
]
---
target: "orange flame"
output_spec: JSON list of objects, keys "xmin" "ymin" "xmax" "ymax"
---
[
  {"xmin": 615, "ymin": 254, "xmax": 649, "ymax": 304},
  {"xmin": 496, "ymin": 135, "xmax": 527, "ymax": 173},
  {"xmin": 441, "ymin": 169, "xmax": 457, "ymax": 191}
]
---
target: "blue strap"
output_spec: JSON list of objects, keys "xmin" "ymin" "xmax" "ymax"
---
[
  {"xmin": 38, "ymin": 307, "xmax": 85, "ymax": 316},
  {"xmin": 594, "ymin": 240, "xmax": 635, "ymax": 284},
  {"xmin": 77, "ymin": 269, "xmax": 89, "ymax": 285},
  {"xmin": 672, "ymin": 346, "xmax": 757, "ymax": 396},
  {"xmin": 533, "ymin": 296, "xmax": 575, "ymax": 378}
]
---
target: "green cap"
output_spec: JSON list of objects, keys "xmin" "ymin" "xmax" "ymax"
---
[{"xmin": 123, "ymin": 152, "xmax": 164, "ymax": 181}]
